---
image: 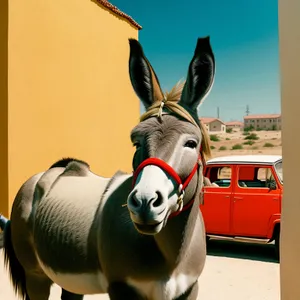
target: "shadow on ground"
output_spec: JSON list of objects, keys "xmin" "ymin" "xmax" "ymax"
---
[{"xmin": 207, "ymin": 239, "xmax": 279, "ymax": 263}]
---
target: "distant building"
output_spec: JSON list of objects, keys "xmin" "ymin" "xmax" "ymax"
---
[
  {"xmin": 200, "ymin": 117, "xmax": 226, "ymax": 133},
  {"xmin": 244, "ymin": 114, "xmax": 281, "ymax": 130},
  {"xmin": 225, "ymin": 121, "xmax": 244, "ymax": 130}
]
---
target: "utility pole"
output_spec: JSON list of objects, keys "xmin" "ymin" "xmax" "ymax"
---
[
  {"xmin": 245, "ymin": 105, "xmax": 250, "ymax": 116},
  {"xmin": 217, "ymin": 106, "xmax": 220, "ymax": 119}
]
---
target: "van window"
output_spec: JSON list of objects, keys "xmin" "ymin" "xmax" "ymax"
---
[
  {"xmin": 205, "ymin": 166, "xmax": 232, "ymax": 187},
  {"xmin": 238, "ymin": 166, "xmax": 277, "ymax": 188}
]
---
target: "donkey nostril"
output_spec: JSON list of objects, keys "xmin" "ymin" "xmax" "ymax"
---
[
  {"xmin": 130, "ymin": 193, "xmax": 140, "ymax": 208},
  {"xmin": 152, "ymin": 192, "xmax": 163, "ymax": 208}
]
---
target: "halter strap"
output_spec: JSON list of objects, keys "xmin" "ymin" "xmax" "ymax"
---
[
  {"xmin": 132, "ymin": 154, "xmax": 202, "ymax": 218},
  {"xmin": 132, "ymin": 156, "xmax": 200, "ymax": 191},
  {"xmin": 168, "ymin": 196, "xmax": 195, "ymax": 218}
]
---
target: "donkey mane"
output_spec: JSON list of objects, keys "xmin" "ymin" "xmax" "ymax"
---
[
  {"xmin": 163, "ymin": 80, "xmax": 186, "ymax": 102},
  {"xmin": 141, "ymin": 80, "xmax": 212, "ymax": 160},
  {"xmin": 49, "ymin": 157, "xmax": 90, "ymax": 170}
]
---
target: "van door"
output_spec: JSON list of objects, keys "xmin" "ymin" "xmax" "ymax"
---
[
  {"xmin": 232, "ymin": 165, "xmax": 281, "ymax": 237},
  {"xmin": 200, "ymin": 165, "xmax": 234, "ymax": 235}
]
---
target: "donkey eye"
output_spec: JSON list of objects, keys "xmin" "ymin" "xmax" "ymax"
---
[{"xmin": 184, "ymin": 140, "xmax": 197, "ymax": 149}]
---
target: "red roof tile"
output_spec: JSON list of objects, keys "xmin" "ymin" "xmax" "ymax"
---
[
  {"xmin": 96, "ymin": 0, "xmax": 142, "ymax": 30},
  {"xmin": 200, "ymin": 117, "xmax": 225, "ymax": 125},
  {"xmin": 225, "ymin": 121, "xmax": 244, "ymax": 126},
  {"xmin": 244, "ymin": 114, "xmax": 281, "ymax": 120}
]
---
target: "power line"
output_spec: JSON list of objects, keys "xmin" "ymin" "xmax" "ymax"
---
[{"xmin": 245, "ymin": 105, "xmax": 250, "ymax": 116}]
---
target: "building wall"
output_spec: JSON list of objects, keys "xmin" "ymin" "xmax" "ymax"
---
[
  {"xmin": 226, "ymin": 124, "xmax": 243, "ymax": 130},
  {"xmin": 0, "ymin": 0, "xmax": 140, "ymax": 217},
  {"xmin": 208, "ymin": 120, "xmax": 225, "ymax": 132},
  {"xmin": 244, "ymin": 117, "xmax": 281, "ymax": 130},
  {"xmin": 278, "ymin": 0, "xmax": 300, "ymax": 298}
]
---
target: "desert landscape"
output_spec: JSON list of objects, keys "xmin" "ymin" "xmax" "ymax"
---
[{"xmin": 208, "ymin": 128, "xmax": 282, "ymax": 158}]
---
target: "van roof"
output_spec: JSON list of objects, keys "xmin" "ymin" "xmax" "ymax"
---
[{"xmin": 206, "ymin": 155, "xmax": 282, "ymax": 165}]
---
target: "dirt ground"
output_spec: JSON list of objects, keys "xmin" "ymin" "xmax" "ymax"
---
[
  {"xmin": 209, "ymin": 129, "xmax": 282, "ymax": 158},
  {"xmin": 0, "ymin": 241, "xmax": 280, "ymax": 300}
]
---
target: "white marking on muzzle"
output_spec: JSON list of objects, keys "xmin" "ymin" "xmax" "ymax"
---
[
  {"xmin": 133, "ymin": 134, "xmax": 192, "ymax": 196},
  {"xmin": 128, "ymin": 134, "xmax": 200, "ymax": 215},
  {"xmin": 134, "ymin": 165, "xmax": 174, "ymax": 200}
]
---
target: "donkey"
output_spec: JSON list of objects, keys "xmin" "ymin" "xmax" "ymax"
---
[{"xmin": 0, "ymin": 36, "xmax": 215, "ymax": 300}]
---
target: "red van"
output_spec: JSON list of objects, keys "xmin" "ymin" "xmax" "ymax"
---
[{"xmin": 200, "ymin": 155, "xmax": 283, "ymax": 260}]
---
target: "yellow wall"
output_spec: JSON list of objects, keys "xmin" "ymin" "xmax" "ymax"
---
[
  {"xmin": 278, "ymin": 0, "xmax": 300, "ymax": 298},
  {"xmin": 0, "ymin": 0, "xmax": 8, "ymax": 217},
  {"xmin": 2, "ymin": 0, "xmax": 140, "ymax": 216}
]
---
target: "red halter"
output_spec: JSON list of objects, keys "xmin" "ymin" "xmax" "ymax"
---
[{"xmin": 132, "ymin": 153, "xmax": 203, "ymax": 218}]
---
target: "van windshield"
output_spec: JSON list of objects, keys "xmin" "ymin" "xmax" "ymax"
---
[{"xmin": 275, "ymin": 161, "xmax": 283, "ymax": 183}]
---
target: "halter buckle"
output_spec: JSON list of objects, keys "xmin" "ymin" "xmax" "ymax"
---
[
  {"xmin": 157, "ymin": 97, "xmax": 167, "ymax": 120},
  {"xmin": 177, "ymin": 189, "xmax": 185, "ymax": 212}
]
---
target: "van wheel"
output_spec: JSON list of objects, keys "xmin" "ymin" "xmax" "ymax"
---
[{"xmin": 274, "ymin": 230, "xmax": 280, "ymax": 262}]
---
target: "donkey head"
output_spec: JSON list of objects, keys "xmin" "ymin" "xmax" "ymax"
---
[{"xmin": 127, "ymin": 37, "xmax": 215, "ymax": 235}]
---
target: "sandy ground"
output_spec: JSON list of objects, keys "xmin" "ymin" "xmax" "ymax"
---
[
  {"xmin": 0, "ymin": 241, "xmax": 280, "ymax": 300},
  {"xmin": 209, "ymin": 129, "xmax": 282, "ymax": 158}
]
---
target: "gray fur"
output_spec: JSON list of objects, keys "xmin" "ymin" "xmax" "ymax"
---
[
  {"xmin": 130, "ymin": 114, "xmax": 202, "ymax": 202},
  {"xmin": 2, "ymin": 36, "xmax": 215, "ymax": 300}
]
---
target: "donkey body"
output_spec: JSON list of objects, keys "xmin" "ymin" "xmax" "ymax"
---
[{"xmin": 0, "ymin": 37, "xmax": 216, "ymax": 300}]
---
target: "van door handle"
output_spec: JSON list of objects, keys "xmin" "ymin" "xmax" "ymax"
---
[
  {"xmin": 224, "ymin": 195, "xmax": 230, "ymax": 198},
  {"xmin": 234, "ymin": 197, "xmax": 243, "ymax": 200}
]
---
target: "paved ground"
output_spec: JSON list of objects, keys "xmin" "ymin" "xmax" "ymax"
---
[{"xmin": 0, "ymin": 240, "xmax": 280, "ymax": 300}]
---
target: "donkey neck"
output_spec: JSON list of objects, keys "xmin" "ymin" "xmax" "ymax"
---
[{"xmin": 154, "ymin": 185, "xmax": 201, "ymax": 267}]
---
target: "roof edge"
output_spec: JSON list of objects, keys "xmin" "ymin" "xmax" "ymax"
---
[
  {"xmin": 206, "ymin": 155, "xmax": 282, "ymax": 165},
  {"xmin": 96, "ymin": 0, "xmax": 142, "ymax": 30},
  {"xmin": 200, "ymin": 118, "xmax": 226, "ymax": 125},
  {"xmin": 244, "ymin": 114, "xmax": 281, "ymax": 119}
]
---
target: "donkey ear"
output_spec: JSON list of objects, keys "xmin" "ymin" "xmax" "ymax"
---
[
  {"xmin": 178, "ymin": 36, "xmax": 215, "ymax": 111},
  {"xmin": 128, "ymin": 39, "xmax": 164, "ymax": 109}
]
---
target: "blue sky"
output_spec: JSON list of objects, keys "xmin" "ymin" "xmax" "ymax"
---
[{"xmin": 110, "ymin": 0, "xmax": 280, "ymax": 122}]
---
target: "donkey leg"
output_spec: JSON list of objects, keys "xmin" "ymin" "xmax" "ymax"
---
[
  {"xmin": 108, "ymin": 282, "xmax": 144, "ymax": 300},
  {"xmin": 175, "ymin": 281, "xmax": 199, "ymax": 300},
  {"xmin": 25, "ymin": 273, "xmax": 52, "ymax": 300},
  {"xmin": 61, "ymin": 288, "xmax": 84, "ymax": 300}
]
